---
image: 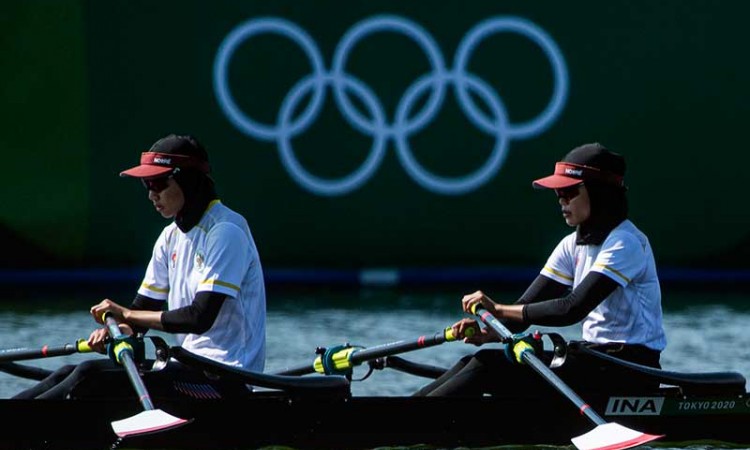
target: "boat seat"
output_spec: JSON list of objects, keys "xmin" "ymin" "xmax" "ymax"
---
[
  {"xmin": 570, "ymin": 342, "xmax": 747, "ymax": 395},
  {"xmin": 170, "ymin": 347, "xmax": 351, "ymax": 397}
]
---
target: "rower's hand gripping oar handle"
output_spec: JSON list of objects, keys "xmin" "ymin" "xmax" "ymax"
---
[{"xmin": 444, "ymin": 324, "xmax": 476, "ymax": 341}]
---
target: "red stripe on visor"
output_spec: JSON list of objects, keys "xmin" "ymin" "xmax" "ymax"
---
[
  {"xmin": 140, "ymin": 152, "xmax": 210, "ymax": 173},
  {"xmin": 554, "ymin": 162, "xmax": 624, "ymax": 186}
]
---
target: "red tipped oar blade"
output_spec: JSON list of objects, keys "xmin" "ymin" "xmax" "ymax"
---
[
  {"xmin": 111, "ymin": 409, "xmax": 189, "ymax": 438},
  {"xmin": 571, "ymin": 422, "xmax": 663, "ymax": 450}
]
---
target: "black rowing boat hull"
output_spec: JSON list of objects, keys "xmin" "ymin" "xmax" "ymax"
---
[{"xmin": 3, "ymin": 387, "xmax": 748, "ymax": 450}]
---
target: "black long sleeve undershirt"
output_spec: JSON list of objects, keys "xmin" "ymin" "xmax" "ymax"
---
[
  {"xmin": 129, "ymin": 291, "xmax": 228, "ymax": 335},
  {"xmin": 128, "ymin": 294, "xmax": 163, "ymax": 335},
  {"xmin": 504, "ymin": 272, "xmax": 619, "ymax": 333}
]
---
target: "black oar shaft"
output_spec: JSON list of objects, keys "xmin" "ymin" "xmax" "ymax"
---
[
  {"xmin": 350, "ymin": 328, "xmax": 454, "ymax": 363},
  {"xmin": 104, "ymin": 314, "xmax": 155, "ymax": 411},
  {"xmin": 473, "ymin": 306, "xmax": 606, "ymax": 426},
  {"xmin": 277, "ymin": 327, "xmax": 457, "ymax": 376},
  {"xmin": 519, "ymin": 346, "xmax": 606, "ymax": 425},
  {"xmin": 0, "ymin": 340, "xmax": 92, "ymax": 363}
]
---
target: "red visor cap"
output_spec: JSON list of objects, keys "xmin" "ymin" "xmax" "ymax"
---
[
  {"xmin": 120, "ymin": 152, "xmax": 210, "ymax": 178},
  {"xmin": 532, "ymin": 162, "xmax": 624, "ymax": 189}
]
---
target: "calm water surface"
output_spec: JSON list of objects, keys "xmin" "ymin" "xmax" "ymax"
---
[{"xmin": 0, "ymin": 287, "xmax": 748, "ymax": 449}]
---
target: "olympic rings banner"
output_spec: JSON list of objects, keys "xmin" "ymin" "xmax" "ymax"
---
[
  {"xmin": 5, "ymin": 0, "xmax": 750, "ymax": 275},
  {"xmin": 213, "ymin": 15, "xmax": 568, "ymax": 196}
]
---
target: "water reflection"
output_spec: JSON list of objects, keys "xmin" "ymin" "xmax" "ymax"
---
[{"xmin": 0, "ymin": 288, "xmax": 747, "ymax": 399}]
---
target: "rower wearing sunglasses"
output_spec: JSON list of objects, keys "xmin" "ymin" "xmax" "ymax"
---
[
  {"xmin": 14, "ymin": 134, "xmax": 267, "ymax": 399},
  {"xmin": 414, "ymin": 143, "xmax": 666, "ymax": 397}
]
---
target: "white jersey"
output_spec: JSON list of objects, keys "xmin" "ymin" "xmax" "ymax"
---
[
  {"xmin": 540, "ymin": 219, "xmax": 666, "ymax": 351},
  {"xmin": 137, "ymin": 200, "xmax": 266, "ymax": 371}
]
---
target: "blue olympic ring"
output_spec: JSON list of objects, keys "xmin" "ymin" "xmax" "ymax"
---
[{"xmin": 213, "ymin": 14, "xmax": 569, "ymax": 196}]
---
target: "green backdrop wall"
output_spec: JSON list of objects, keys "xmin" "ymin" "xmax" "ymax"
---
[{"xmin": 3, "ymin": 1, "xmax": 749, "ymax": 275}]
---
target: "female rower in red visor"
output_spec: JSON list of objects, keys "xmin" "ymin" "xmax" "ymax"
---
[
  {"xmin": 15, "ymin": 134, "xmax": 267, "ymax": 399},
  {"xmin": 415, "ymin": 143, "xmax": 666, "ymax": 397}
]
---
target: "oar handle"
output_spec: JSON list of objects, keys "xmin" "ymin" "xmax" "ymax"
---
[
  {"xmin": 76, "ymin": 339, "xmax": 93, "ymax": 353},
  {"xmin": 470, "ymin": 305, "xmax": 607, "ymax": 427}
]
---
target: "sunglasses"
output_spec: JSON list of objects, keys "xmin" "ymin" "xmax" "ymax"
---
[
  {"xmin": 555, "ymin": 184, "xmax": 583, "ymax": 202},
  {"xmin": 141, "ymin": 175, "xmax": 173, "ymax": 193}
]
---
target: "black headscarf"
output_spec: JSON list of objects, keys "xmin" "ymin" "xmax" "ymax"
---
[
  {"xmin": 576, "ymin": 180, "xmax": 628, "ymax": 245},
  {"xmin": 174, "ymin": 168, "xmax": 218, "ymax": 233}
]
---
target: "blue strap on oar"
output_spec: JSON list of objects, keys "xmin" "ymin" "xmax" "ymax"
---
[
  {"xmin": 321, "ymin": 344, "xmax": 356, "ymax": 375},
  {"xmin": 107, "ymin": 334, "xmax": 145, "ymax": 365},
  {"xmin": 504, "ymin": 331, "xmax": 544, "ymax": 364}
]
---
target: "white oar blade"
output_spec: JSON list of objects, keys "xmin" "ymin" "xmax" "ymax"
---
[
  {"xmin": 571, "ymin": 422, "xmax": 663, "ymax": 450},
  {"xmin": 112, "ymin": 409, "xmax": 189, "ymax": 438}
]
